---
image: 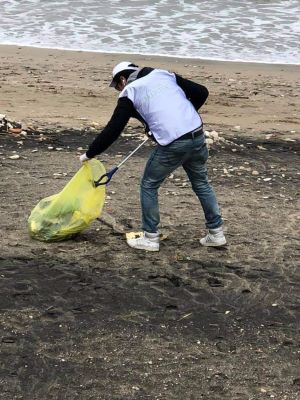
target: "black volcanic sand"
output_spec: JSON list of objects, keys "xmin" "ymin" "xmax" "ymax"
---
[{"xmin": 0, "ymin": 127, "xmax": 299, "ymax": 400}]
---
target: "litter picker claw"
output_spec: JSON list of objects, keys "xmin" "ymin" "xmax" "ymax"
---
[{"xmin": 94, "ymin": 137, "xmax": 149, "ymax": 187}]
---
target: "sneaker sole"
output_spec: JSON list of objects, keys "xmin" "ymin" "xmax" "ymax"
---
[{"xmin": 200, "ymin": 240, "xmax": 227, "ymax": 247}]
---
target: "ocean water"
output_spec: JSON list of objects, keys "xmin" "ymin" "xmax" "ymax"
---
[{"xmin": 1, "ymin": 0, "xmax": 299, "ymax": 64}]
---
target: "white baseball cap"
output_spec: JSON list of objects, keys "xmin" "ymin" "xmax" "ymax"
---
[{"xmin": 109, "ymin": 61, "xmax": 139, "ymax": 87}]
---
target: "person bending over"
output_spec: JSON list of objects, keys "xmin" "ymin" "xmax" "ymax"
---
[{"xmin": 80, "ymin": 61, "xmax": 226, "ymax": 251}]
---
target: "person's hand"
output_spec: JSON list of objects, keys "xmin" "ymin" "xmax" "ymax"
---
[{"xmin": 79, "ymin": 153, "xmax": 90, "ymax": 163}]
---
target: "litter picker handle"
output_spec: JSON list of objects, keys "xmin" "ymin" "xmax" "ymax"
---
[
  {"xmin": 94, "ymin": 167, "xmax": 118, "ymax": 187},
  {"xmin": 116, "ymin": 137, "xmax": 149, "ymax": 169}
]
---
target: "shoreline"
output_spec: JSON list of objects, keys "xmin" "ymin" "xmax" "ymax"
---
[
  {"xmin": 1, "ymin": 44, "xmax": 299, "ymax": 139},
  {"xmin": 2, "ymin": 43, "xmax": 300, "ymax": 66},
  {"xmin": 2, "ymin": 43, "xmax": 300, "ymax": 68}
]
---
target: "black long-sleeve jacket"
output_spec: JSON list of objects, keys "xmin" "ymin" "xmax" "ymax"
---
[{"xmin": 86, "ymin": 67, "xmax": 208, "ymax": 158}]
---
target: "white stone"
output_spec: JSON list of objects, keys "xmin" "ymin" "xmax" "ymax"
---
[
  {"xmin": 210, "ymin": 130, "xmax": 219, "ymax": 140},
  {"xmin": 284, "ymin": 138, "xmax": 296, "ymax": 142}
]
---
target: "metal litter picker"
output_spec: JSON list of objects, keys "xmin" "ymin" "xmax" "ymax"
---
[{"xmin": 94, "ymin": 137, "xmax": 149, "ymax": 187}]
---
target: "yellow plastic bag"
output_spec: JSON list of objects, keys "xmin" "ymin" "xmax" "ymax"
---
[{"xmin": 28, "ymin": 159, "xmax": 106, "ymax": 242}]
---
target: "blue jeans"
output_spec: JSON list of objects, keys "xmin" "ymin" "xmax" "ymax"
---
[{"xmin": 140, "ymin": 134, "xmax": 223, "ymax": 233}]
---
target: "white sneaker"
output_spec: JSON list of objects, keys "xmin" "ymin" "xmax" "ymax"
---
[
  {"xmin": 200, "ymin": 227, "xmax": 227, "ymax": 247},
  {"xmin": 126, "ymin": 231, "xmax": 160, "ymax": 252}
]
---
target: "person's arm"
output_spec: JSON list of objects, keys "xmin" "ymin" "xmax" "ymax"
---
[
  {"xmin": 85, "ymin": 97, "xmax": 134, "ymax": 159},
  {"xmin": 175, "ymin": 74, "xmax": 209, "ymax": 110}
]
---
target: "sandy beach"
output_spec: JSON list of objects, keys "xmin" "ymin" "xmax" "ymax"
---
[{"xmin": 0, "ymin": 45, "xmax": 299, "ymax": 399}]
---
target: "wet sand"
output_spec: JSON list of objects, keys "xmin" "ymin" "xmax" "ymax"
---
[{"xmin": 0, "ymin": 45, "xmax": 299, "ymax": 399}]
